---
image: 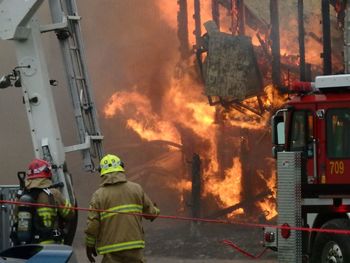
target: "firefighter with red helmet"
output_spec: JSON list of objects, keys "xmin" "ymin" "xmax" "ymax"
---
[
  {"xmin": 13, "ymin": 158, "xmax": 74, "ymax": 245},
  {"xmin": 85, "ymin": 154, "xmax": 160, "ymax": 263}
]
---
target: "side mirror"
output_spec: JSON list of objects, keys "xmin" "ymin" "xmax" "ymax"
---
[
  {"xmin": 271, "ymin": 112, "xmax": 286, "ymax": 158},
  {"xmin": 272, "ymin": 146, "xmax": 277, "ymax": 159},
  {"xmin": 272, "ymin": 115, "xmax": 285, "ymax": 145}
]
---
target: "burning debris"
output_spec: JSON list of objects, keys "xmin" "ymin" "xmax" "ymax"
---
[{"xmin": 100, "ymin": 0, "xmax": 344, "ymax": 230}]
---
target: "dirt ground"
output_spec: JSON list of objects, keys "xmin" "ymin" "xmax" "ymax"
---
[
  {"xmin": 73, "ymin": 219, "xmax": 277, "ymax": 263},
  {"xmin": 74, "ymin": 248, "xmax": 277, "ymax": 263}
]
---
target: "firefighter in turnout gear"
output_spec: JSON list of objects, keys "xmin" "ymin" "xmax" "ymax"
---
[
  {"xmin": 13, "ymin": 159, "xmax": 74, "ymax": 245},
  {"xmin": 85, "ymin": 154, "xmax": 160, "ymax": 263}
]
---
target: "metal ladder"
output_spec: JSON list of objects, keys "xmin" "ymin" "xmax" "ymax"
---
[{"xmin": 47, "ymin": 0, "xmax": 103, "ymax": 171}]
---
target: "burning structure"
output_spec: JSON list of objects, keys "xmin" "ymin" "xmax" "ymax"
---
[{"xmin": 99, "ymin": 0, "xmax": 344, "ymax": 226}]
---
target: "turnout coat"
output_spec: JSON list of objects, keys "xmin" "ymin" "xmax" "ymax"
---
[{"xmin": 85, "ymin": 172, "xmax": 159, "ymax": 254}]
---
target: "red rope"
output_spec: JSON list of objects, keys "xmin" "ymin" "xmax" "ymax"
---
[
  {"xmin": 2, "ymin": 199, "xmax": 350, "ymax": 235},
  {"xmin": 221, "ymin": 240, "xmax": 268, "ymax": 259}
]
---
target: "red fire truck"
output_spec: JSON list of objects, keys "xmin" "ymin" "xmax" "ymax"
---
[{"xmin": 265, "ymin": 75, "xmax": 350, "ymax": 263}]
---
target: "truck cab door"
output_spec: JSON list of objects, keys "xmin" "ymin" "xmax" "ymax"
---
[
  {"xmin": 317, "ymin": 105, "xmax": 350, "ymax": 184},
  {"xmin": 288, "ymin": 108, "xmax": 316, "ymax": 183}
]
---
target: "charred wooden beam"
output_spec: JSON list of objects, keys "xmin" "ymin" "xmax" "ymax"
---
[
  {"xmin": 240, "ymin": 134, "xmax": 252, "ymax": 213},
  {"xmin": 305, "ymin": 63, "xmax": 312, "ymax": 82},
  {"xmin": 244, "ymin": 5, "xmax": 269, "ymax": 34},
  {"xmin": 236, "ymin": 0, "xmax": 245, "ymax": 36},
  {"xmin": 205, "ymin": 190, "xmax": 272, "ymax": 219},
  {"xmin": 322, "ymin": 0, "xmax": 332, "ymax": 74},
  {"xmin": 256, "ymin": 33, "xmax": 272, "ymax": 61},
  {"xmin": 298, "ymin": 0, "xmax": 306, "ymax": 81},
  {"xmin": 308, "ymin": 31, "xmax": 322, "ymax": 44},
  {"xmin": 212, "ymin": 0, "xmax": 220, "ymax": 29},
  {"xmin": 177, "ymin": 0, "xmax": 191, "ymax": 60},
  {"xmin": 217, "ymin": 0, "xmax": 231, "ymax": 10},
  {"xmin": 235, "ymin": 100, "xmax": 263, "ymax": 116},
  {"xmin": 193, "ymin": 0, "xmax": 202, "ymax": 48},
  {"xmin": 216, "ymin": 0, "xmax": 269, "ymax": 34},
  {"xmin": 270, "ymin": 0, "xmax": 281, "ymax": 87},
  {"xmin": 191, "ymin": 153, "xmax": 202, "ymax": 218}
]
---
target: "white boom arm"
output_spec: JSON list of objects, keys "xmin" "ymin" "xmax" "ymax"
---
[
  {"xmin": 0, "ymin": 0, "xmax": 104, "ymax": 243},
  {"xmin": 0, "ymin": 0, "xmax": 73, "ymax": 201}
]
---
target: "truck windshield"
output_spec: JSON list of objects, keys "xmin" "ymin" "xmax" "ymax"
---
[
  {"xmin": 327, "ymin": 109, "xmax": 350, "ymax": 158},
  {"xmin": 290, "ymin": 110, "xmax": 313, "ymax": 152}
]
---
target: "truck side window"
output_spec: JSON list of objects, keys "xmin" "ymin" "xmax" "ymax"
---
[
  {"xmin": 290, "ymin": 111, "xmax": 313, "ymax": 153},
  {"xmin": 276, "ymin": 122, "xmax": 285, "ymax": 144},
  {"xmin": 327, "ymin": 109, "xmax": 350, "ymax": 158}
]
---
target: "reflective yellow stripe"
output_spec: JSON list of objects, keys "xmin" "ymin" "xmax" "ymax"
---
[
  {"xmin": 37, "ymin": 212, "xmax": 56, "ymax": 218},
  {"xmin": 86, "ymin": 236, "xmax": 96, "ymax": 246},
  {"xmin": 43, "ymin": 219, "xmax": 51, "ymax": 227},
  {"xmin": 37, "ymin": 207, "xmax": 56, "ymax": 216},
  {"xmin": 97, "ymin": 240, "xmax": 145, "ymax": 254},
  {"xmin": 155, "ymin": 207, "xmax": 160, "ymax": 215},
  {"xmin": 37, "ymin": 207, "xmax": 56, "ymax": 227},
  {"xmin": 40, "ymin": 240, "xmax": 55, "ymax": 244},
  {"xmin": 100, "ymin": 204, "xmax": 142, "ymax": 220},
  {"xmin": 60, "ymin": 200, "xmax": 72, "ymax": 217}
]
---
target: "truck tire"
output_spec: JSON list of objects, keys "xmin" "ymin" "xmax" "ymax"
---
[{"xmin": 310, "ymin": 218, "xmax": 350, "ymax": 263}]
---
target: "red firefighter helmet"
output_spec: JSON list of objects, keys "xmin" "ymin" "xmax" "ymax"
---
[{"xmin": 27, "ymin": 159, "xmax": 52, "ymax": 180}]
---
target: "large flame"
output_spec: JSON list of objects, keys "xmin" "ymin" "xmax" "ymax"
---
[
  {"xmin": 206, "ymin": 157, "xmax": 244, "ymax": 216},
  {"xmin": 102, "ymin": 0, "xmax": 333, "ymax": 221}
]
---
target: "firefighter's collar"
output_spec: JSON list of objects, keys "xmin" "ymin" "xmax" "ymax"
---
[
  {"xmin": 25, "ymin": 178, "xmax": 52, "ymax": 189},
  {"xmin": 100, "ymin": 172, "xmax": 127, "ymax": 186}
]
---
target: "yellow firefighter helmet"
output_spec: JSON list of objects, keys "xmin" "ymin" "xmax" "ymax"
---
[{"xmin": 99, "ymin": 154, "xmax": 125, "ymax": 176}]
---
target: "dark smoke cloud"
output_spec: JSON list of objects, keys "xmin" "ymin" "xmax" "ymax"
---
[{"xmin": 78, "ymin": 0, "xmax": 179, "ymax": 114}]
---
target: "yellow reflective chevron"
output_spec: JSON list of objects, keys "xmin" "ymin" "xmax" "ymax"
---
[
  {"xmin": 97, "ymin": 240, "xmax": 145, "ymax": 254},
  {"xmin": 60, "ymin": 200, "xmax": 72, "ymax": 217},
  {"xmin": 100, "ymin": 204, "xmax": 143, "ymax": 220},
  {"xmin": 155, "ymin": 207, "xmax": 160, "ymax": 215},
  {"xmin": 37, "ymin": 207, "xmax": 56, "ymax": 216},
  {"xmin": 39, "ymin": 240, "xmax": 55, "ymax": 245},
  {"xmin": 86, "ymin": 235, "xmax": 96, "ymax": 246},
  {"xmin": 37, "ymin": 207, "xmax": 56, "ymax": 227}
]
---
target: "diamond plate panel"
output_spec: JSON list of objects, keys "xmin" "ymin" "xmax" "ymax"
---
[
  {"xmin": 277, "ymin": 152, "xmax": 302, "ymax": 263},
  {"xmin": 0, "ymin": 185, "xmax": 19, "ymax": 251}
]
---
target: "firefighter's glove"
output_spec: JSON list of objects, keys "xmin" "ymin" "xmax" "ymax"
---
[{"xmin": 86, "ymin": 246, "xmax": 97, "ymax": 263}]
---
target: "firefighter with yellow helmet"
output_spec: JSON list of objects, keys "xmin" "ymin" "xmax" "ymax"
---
[{"xmin": 85, "ymin": 154, "xmax": 160, "ymax": 263}]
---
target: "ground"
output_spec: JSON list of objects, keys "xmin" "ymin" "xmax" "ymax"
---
[{"xmin": 74, "ymin": 221, "xmax": 277, "ymax": 262}]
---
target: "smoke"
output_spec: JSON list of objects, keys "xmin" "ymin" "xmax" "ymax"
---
[
  {"xmin": 1, "ymin": 0, "xmax": 345, "ymax": 227},
  {"xmin": 78, "ymin": 0, "xmax": 179, "ymax": 113}
]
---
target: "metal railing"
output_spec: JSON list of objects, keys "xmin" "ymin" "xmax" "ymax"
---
[{"xmin": 0, "ymin": 185, "xmax": 19, "ymax": 251}]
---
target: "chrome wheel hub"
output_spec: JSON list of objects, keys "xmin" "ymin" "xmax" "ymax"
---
[{"xmin": 322, "ymin": 242, "xmax": 343, "ymax": 263}]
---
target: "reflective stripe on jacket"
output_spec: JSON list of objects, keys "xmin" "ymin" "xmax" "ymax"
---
[
  {"xmin": 24, "ymin": 178, "xmax": 75, "ymax": 243},
  {"xmin": 84, "ymin": 172, "xmax": 159, "ymax": 254},
  {"xmin": 97, "ymin": 240, "xmax": 145, "ymax": 254},
  {"xmin": 36, "ymin": 188, "xmax": 74, "ymax": 226}
]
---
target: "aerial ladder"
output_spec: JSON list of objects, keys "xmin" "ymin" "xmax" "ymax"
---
[{"xmin": 0, "ymin": 0, "xmax": 103, "ymax": 248}]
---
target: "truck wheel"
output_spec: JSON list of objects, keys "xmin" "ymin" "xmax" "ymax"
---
[{"xmin": 310, "ymin": 218, "xmax": 350, "ymax": 263}]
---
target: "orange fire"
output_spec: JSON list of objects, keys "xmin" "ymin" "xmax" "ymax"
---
[
  {"xmin": 102, "ymin": 1, "xmax": 328, "ymax": 221},
  {"xmin": 257, "ymin": 167, "xmax": 277, "ymax": 220},
  {"xmin": 205, "ymin": 157, "xmax": 244, "ymax": 216},
  {"xmin": 104, "ymin": 90, "xmax": 181, "ymax": 144},
  {"xmin": 103, "ymin": 73, "xmax": 277, "ymax": 219}
]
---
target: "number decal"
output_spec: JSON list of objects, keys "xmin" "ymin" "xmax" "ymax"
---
[{"xmin": 329, "ymin": 161, "xmax": 345, "ymax": 175}]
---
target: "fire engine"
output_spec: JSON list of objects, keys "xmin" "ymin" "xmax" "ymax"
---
[
  {"xmin": 264, "ymin": 75, "xmax": 350, "ymax": 263},
  {"xmin": 0, "ymin": 0, "xmax": 103, "ymax": 261}
]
